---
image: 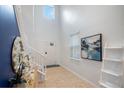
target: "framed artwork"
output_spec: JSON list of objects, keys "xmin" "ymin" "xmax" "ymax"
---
[{"xmin": 81, "ymin": 34, "xmax": 102, "ymax": 61}]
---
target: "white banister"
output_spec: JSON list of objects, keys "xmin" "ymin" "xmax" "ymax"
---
[
  {"xmin": 28, "ymin": 46, "xmax": 46, "ymax": 70},
  {"xmin": 27, "ymin": 45, "xmax": 46, "ymax": 84},
  {"xmin": 29, "ymin": 46, "xmax": 44, "ymax": 57}
]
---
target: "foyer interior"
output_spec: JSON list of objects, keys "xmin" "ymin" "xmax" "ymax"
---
[{"xmin": 0, "ymin": 5, "xmax": 124, "ymax": 88}]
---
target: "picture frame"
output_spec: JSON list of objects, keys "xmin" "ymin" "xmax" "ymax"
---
[{"xmin": 81, "ymin": 34, "xmax": 102, "ymax": 61}]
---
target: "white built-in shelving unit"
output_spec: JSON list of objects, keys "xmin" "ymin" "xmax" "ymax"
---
[{"xmin": 99, "ymin": 44, "xmax": 124, "ymax": 88}]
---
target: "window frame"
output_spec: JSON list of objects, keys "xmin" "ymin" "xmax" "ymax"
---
[
  {"xmin": 43, "ymin": 5, "xmax": 55, "ymax": 20},
  {"xmin": 69, "ymin": 32, "xmax": 81, "ymax": 61}
]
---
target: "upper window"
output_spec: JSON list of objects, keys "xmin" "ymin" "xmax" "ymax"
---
[{"xmin": 43, "ymin": 5, "xmax": 55, "ymax": 20}]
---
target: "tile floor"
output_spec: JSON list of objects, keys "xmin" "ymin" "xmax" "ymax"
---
[{"xmin": 38, "ymin": 66, "xmax": 95, "ymax": 88}]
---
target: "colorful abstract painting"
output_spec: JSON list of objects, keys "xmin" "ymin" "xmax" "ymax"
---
[{"xmin": 81, "ymin": 34, "xmax": 102, "ymax": 61}]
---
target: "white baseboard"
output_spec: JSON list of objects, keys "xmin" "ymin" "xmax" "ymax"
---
[{"xmin": 60, "ymin": 63, "xmax": 98, "ymax": 88}]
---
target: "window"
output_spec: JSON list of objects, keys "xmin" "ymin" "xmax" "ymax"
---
[
  {"xmin": 70, "ymin": 32, "xmax": 80, "ymax": 60},
  {"xmin": 43, "ymin": 5, "xmax": 55, "ymax": 20}
]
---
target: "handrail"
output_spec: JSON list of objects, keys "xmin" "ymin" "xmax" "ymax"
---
[
  {"xmin": 37, "ymin": 70, "xmax": 46, "ymax": 75},
  {"xmin": 28, "ymin": 45, "xmax": 47, "ymax": 66},
  {"xmin": 28, "ymin": 45, "xmax": 45, "ymax": 58},
  {"xmin": 24, "ymin": 44, "xmax": 46, "ymax": 86}
]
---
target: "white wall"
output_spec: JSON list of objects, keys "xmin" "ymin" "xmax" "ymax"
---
[
  {"xmin": 123, "ymin": 30, "xmax": 124, "ymax": 87},
  {"xmin": 122, "ymin": 7, "xmax": 124, "ymax": 88},
  {"xmin": 123, "ymin": 48, "xmax": 124, "ymax": 87},
  {"xmin": 59, "ymin": 5, "xmax": 124, "ymax": 87},
  {"xmin": 15, "ymin": 5, "xmax": 61, "ymax": 65},
  {"xmin": 33, "ymin": 5, "xmax": 61, "ymax": 65}
]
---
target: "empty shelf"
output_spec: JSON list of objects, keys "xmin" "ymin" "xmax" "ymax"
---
[
  {"xmin": 101, "ymin": 69, "xmax": 122, "ymax": 77},
  {"xmin": 99, "ymin": 81, "xmax": 120, "ymax": 88},
  {"xmin": 104, "ymin": 47, "xmax": 123, "ymax": 49},
  {"xmin": 103, "ymin": 58, "xmax": 122, "ymax": 62}
]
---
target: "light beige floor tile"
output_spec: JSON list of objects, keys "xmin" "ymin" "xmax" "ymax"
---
[{"xmin": 38, "ymin": 66, "xmax": 95, "ymax": 88}]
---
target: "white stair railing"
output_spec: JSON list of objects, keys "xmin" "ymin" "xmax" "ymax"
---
[
  {"xmin": 26, "ymin": 46, "xmax": 46, "ymax": 85},
  {"xmin": 29, "ymin": 46, "xmax": 46, "ymax": 72}
]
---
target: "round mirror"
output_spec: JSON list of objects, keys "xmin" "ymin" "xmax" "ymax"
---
[{"xmin": 12, "ymin": 36, "xmax": 24, "ymax": 73}]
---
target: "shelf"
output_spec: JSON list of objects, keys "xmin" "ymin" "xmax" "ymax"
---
[
  {"xmin": 99, "ymin": 81, "xmax": 120, "ymax": 88},
  {"xmin": 101, "ymin": 69, "xmax": 122, "ymax": 77},
  {"xmin": 103, "ymin": 58, "xmax": 122, "ymax": 62},
  {"xmin": 104, "ymin": 47, "xmax": 123, "ymax": 49},
  {"xmin": 100, "ymin": 45, "xmax": 123, "ymax": 88}
]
